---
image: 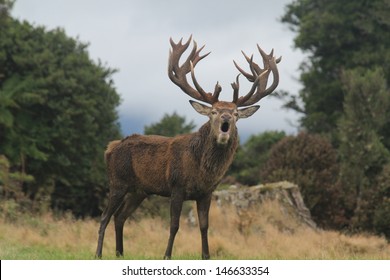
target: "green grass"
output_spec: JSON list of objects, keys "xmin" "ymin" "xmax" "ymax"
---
[
  {"xmin": 1, "ymin": 200, "xmax": 389, "ymax": 260},
  {"xmin": 0, "ymin": 242, "xmax": 91, "ymax": 260},
  {"xmin": 0, "ymin": 239, "xmax": 198, "ymax": 260}
]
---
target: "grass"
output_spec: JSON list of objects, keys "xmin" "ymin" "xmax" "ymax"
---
[{"xmin": 0, "ymin": 199, "xmax": 389, "ymax": 260}]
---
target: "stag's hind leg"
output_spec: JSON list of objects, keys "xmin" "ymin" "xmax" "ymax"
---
[
  {"xmin": 114, "ymin": 192, "xmax": 146, "ymax": 257},
  {"xmin": 95, "ymin": 186, "xmax": 128, "ymax": 258}
]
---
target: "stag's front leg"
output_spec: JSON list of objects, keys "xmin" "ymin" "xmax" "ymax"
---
[
  {"xmin": 164, "ymin": 191, "xmax": 184, "ymax": 259},
  {"xmin": 196, "ymin": 194, "xmax": 212, "ymax": 260}
]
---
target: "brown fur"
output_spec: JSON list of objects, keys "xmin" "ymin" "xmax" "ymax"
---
[
  {"xmin": 95, "ymin": 36, "xmax": 279, "ymax": 259},
  {"xmin": 106, "ymin": 122, "xmax": 237, "ymax": 198},
  {"xmin": 104, "ymin": 140, "xmax": 121, "ymax": 162},
  {"xmin": 96, "ymin": 120, "xmax": 238, "ymax": 259}
]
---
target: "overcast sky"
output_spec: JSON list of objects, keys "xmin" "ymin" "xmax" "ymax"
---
[{"xmin": 12, "ymin": 0, "xmax": 305, "ymax": 141}]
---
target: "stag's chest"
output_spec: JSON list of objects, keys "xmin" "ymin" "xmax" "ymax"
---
[
  {"xmin": 183, "ymin": 156, "xmax": 233, "ymax": 199},
  {"xmin": 168, "ymin": 137, "xmax": 237, "ymax": 198},
  {"xmin": 184, "ymin": 179, "xmax": 219, "ymax": 200}
]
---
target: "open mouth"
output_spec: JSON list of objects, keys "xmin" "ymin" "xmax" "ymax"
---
[
  {"xmin": 217, "ymin": 122, "xmax": 231, "ymax": 144},
  {"xmin": 221, "ymin": 122, "xmax": 230, "ymax": 133}
]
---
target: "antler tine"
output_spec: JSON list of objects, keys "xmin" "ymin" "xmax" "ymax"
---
[
  {"xmin": 189, "ymin": 41, "xmax": 210, "ymax": 67},
  {"xmin": 190, "ymin": 60, "xmax": 209, "ymax": 98},
  {"xmin": 168, "ymin": 36, "xmax": 192, "ymax": 66},
  {"xmin": 234, "ymin": 52, "xmax": 255, "ymax": 82},
  {"xmin": 231, "ymin": 74, "xmax": 240, "ymax": 104},
  {"xmin": 234, "ymin": 72, "xmax": 263, "ymax": 105},
  {"xmin": 213, "ymin": 82, "xmax": 222, "ymax": 100},
  {"xmin": 232, "ymin": 44, "xmax": 281, "ymax": 107},
  {"xmin": 168, "ymin": 36, "xmax": 221, "ymax": 105}
]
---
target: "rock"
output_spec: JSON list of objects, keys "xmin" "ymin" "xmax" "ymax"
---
[{"xmin": 213, "ymin": 181, "xmax": 317, "ymax": 230}]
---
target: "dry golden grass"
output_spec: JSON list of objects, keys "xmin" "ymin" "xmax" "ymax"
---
[{"xmin": 0, "ymin": 199, "xmax": 389, "ymax": 259}]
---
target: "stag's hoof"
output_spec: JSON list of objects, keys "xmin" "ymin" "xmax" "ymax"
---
[{"xmin": 163, "ymin": 255, "xmax": 171, "ymax": 260}]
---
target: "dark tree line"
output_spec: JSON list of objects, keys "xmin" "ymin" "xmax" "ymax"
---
[
  {"xmin": 281, "ymin": 0, "xmax": 390, "ymax": 141},
  {"xmin": 0, "ymin": 1, "xmax": 121, "ymax": 216},
  {"xmin": 276, "ymin": 0, "xmax": 390, "ymax": 238}
]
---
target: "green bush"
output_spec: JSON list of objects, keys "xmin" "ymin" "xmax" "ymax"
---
[
  {"xmin": 373, "ymin": 164, "xmax": 390, "ymax": 241},
  {"xmin": 228, "ymin": 131, "xmax": 286, "ymax": 186},
  {"xmin": 261, "ymin": 133, "xmax": 343, "ymax": 228}
]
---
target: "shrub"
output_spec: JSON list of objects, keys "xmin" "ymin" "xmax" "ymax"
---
[
  {"xmin": 373, "ymin": 164, "xmax": 390, "ymax": 241},
  {"xmin": 261, "ymin": 133, "xmax": 343, "ymax": 228},
  {"xmin": 228, "ymin": 131, "xmax": 286, "ymax": 185}
]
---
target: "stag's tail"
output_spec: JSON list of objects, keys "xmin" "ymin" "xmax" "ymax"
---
[{"xmin": 104, "ymin": 140, "xmax": 121, "ymax": 163}]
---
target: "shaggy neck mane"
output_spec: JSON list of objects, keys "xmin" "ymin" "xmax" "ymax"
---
[{"xmin": 190, "ymin": 121, "xmax": 238, "ymax": 173}]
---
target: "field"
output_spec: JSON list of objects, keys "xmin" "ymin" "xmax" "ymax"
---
[{"xmin": 0, "ymin": 199, "xmax": 389, "ymax": 260}]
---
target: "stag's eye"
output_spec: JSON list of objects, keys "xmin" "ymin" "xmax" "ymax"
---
[{"xmin": 211, "ymin": 110, "xmax": 218, "ymax": 115}]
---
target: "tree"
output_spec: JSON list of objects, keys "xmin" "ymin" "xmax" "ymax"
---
[
  {"xmin": 374, "ymin": 164, "xmax": 390, "ymax": 241},
  {"xmin": 0, "ymin": 155, "xmax": 33, "ymax": 202},
  {"xmin": 281, "ymin": 0, "xmax": 390, "ymax": 140},
  {"xmin": 144, "ymin": 112, "xmax": 195, "ymax": 136},
  {"xmin": 0, "ymin": 0, "xmax": 14, "ymax": 18},
  {"xmin": 338, "ymin": 67, "xmax": 390, "ymax": 231},
  {"xmin": 280, "ymin": 0, "xmax": 390, "ymax": 237},
  {"xmin": 228, "ymin": 131, "xmax": 285, "ymax": 185},
  {"xmin": 0, "ymin": 12, "xmax": 121, "ymax": 216}
]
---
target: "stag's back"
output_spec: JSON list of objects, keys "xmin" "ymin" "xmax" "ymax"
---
[{"xmin": 105, "ymin": 134, "xmax": 175, "ymax": 196}]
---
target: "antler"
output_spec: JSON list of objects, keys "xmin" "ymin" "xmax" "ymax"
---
[
  {"xmin": 168, "ymin": 36, "xmax": 221, "ymax": 105},
  {"xmin": 232, "ymin": 45, "xmax": 281, "ymax": 107}
]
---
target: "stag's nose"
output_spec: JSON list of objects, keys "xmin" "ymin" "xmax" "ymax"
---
[{"xmin": 221, "ymin": 113, "xmax": 232, "ymax": 122}]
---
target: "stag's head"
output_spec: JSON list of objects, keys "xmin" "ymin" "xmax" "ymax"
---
[{"xmin": 168, "ymin": 36, "xmax": 281, "ymax": 145}]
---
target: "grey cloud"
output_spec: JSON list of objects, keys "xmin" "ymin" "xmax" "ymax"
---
[{"xmin": 12, "ymin": 0, "xmax": 304, "ymax": 140}]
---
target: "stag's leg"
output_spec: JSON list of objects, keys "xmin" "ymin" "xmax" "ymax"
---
[
  {"xmin": 164, "ymin": 191, "xmax": 184, "ymax": 259},
  {"xmin": 114, "ymin": 193, "xmax": 146, "ymax": 257},
  {"xmin": 95, "ymin": 187, "xmax": 127, "ymax": 258},
  {"xmin": 196, "ymin": 194, "xmax": 212, "ymax": 260}
]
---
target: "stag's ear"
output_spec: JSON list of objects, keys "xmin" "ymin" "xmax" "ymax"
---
[
  {"xmin": 237, "ymin": 105, "xmax": 260, "ymax": 119},
  {"xmin": 189, "ymin": 100, "xmax": 212, "ymax": 116}
]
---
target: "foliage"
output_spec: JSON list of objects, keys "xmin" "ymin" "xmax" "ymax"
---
[
  {"xmin": 0, "ymin": 155, "xmax": 35, "ymax": 219},
  {"xmin": 228, "ymin": 131, "xmax": 285, "ymax": 185},
  {"xmin": 261, "ymin": 133, "xmax": 342, "ymax": 228},
  {"xmin": 281, "ymin": 0, "xmax": 390, "ymax": 140},
  {"xmin": 374, "ymin": 164, "xmax": 390, "ymax": 241},
  {"xmin": 279, "ymin": 0, "xmax": 390, "ymax": 237},
  {"xmin": 338, "ymin": 67, "xmax": 390, "ymax": 231},
  {"xmin": 0, "ymin": 155, "xmax": 33, "ymax": 198},
  {"xmin": 0, "ymin": 0, "xmax": 14, "ymax": 15},
  {"xmin": 0, "ymin": 13, "xmax": 121, "ymax": 216},
  {"xmin": 144, "ymin": 112, "xmax": 195, "ymax": 137}
]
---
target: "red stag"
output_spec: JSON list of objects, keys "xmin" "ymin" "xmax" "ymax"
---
[{"xmin": 95, "ymin": 36, "xmax": 281, "ymax": 259}]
